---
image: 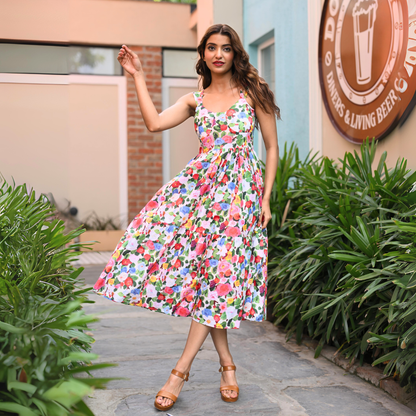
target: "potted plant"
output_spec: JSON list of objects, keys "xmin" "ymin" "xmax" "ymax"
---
[
  {"xmin": 79, "ymin": 211, "xmax": 125, "ymax": 252},
  {"xmin": 48, "ymin": 196, "xmax": 125, "ymax": 252}
]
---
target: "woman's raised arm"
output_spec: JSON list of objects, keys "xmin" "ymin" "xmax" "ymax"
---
[{"xmin": 118, "ymin": 45, "xmax": 195, "ymax": 132}]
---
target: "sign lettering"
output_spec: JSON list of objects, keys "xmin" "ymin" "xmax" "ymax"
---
[{"xmin": 319, "ymin": 0, "xmax": 416, "ymax": 143}]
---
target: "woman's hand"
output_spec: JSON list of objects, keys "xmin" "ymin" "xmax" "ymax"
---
[
  {"xmin": 117, "ymin": 45, "xmax": 142, "ymax": 77},
  {"xmin": 258, "ymin": 199, "xmax": 272, "ymax": 230}
]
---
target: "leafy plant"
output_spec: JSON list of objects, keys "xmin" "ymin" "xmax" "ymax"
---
[
  {"xmin": 262, "ymin": 143, "xmax": 319, "ymax": 317},
  {"xmin": 81, "ymin": 211, "xmax": 122, "ymax": 231},
  {"xmin": 0, "ymin": 288, "xmax": 116, "ymax": 415},
  {"xmin": 264, "ymin": 142, "xmax": 319, "ymax": 261},
  {"xmin": 0, "ymin": 180, "xmax": 85, "ymax": 298},
  {"xmin": 0, "ymin": 178, "xmax": 117, "ymax": 414},
  {"xmin": 267, "ymin": 140, "xmax": 416, "ymax": 388},
  {"xmin": 47, "ymin": 194, "xmax": 124, "ymax": 233}
]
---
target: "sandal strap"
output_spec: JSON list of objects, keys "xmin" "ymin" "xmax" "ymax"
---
[
  {"xmin": 156, "ymin": 390, "xmax": 178, "ymax": 403},
  {"xmin": 220, "ymin": 385, "xmax": 239, "ymax": 393},
  {"xmin": 171, "ymin": 369, "xmax": 189, "ymax": 381},
  {"xmin": 219, "ymin": 365, "xmax": 236, "ymax": 373}
]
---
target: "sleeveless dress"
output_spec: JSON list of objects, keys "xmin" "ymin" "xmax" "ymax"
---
[{"xmin": 93, "ymin": 89, "xmax": 268, "ymax": 329}]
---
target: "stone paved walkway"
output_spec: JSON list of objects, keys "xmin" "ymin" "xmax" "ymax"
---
[{"xmin": 81, "ymin": 265, "xmax": 415, "ymax": 416}]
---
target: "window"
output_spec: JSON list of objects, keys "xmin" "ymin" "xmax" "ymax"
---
[
  {"xmin": 257, "ymin": 38, "xmax": 275, "ymax": 163},
  {"xmin": 162, "ymin": 49, "xmax": 198, "ymax": 78},
  {"xmin": 0, "ymin": 43, "xmax": 122, "ymax": 76},
  {"xmin": 68, "ymin": 47, "xmax": 122, "ymax": 75}
]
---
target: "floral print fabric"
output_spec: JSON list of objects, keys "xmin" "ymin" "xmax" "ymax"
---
[{"xmin": 93, "ymin": 89, "xmax": 268, "ymax": 329}]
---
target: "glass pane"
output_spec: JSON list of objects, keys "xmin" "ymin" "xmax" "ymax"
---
[
  {"xmin": 68, "ymin": 47, "xmax": 122, "ymax": 75},
  {"xmin": 260, "ymin": 42, "xmax": 275, "ymax": 163},
  {"xmin": 261, "ymin": 43, "xmax": 275, "ymax": 93},
  {"xmin": 163, "ymin": 49, "xmax": 198, "ymax": 78},
  {"xmin": 0, "ymin": 43, "xmax": 68, "ymax": 75},
  {"xmin": 0, "ymin": 44, "xmax": 122, "ymax": 76}
]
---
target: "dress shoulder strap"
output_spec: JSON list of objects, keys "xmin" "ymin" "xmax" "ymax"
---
[{"xmin": 193, "ymin": 91, "xmax": 204, "ymax": 107}]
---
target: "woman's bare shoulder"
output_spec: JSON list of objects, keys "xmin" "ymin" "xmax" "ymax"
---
[{"xmin": 176, "ymin": 91, "xmax": 198, "ymax": 115}]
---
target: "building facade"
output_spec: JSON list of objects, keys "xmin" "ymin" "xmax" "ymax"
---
[
  {"xmin": 242, "ymin": 0, "xmax": 416, "ymax": 168},
  {"xmin": 2, "ymin": 0, "xmax": 413, "ymax": 229},
  {"xmin": 0, "ymin": 0, "xmax": 199, "ymax": 226},
  {"xmin": 243, "ymin": 0, "xmax": 310, "ymax": 162}
]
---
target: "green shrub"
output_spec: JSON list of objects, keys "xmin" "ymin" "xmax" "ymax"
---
[
  {"xmin": 0, "ymin": 289, "xmax": 115, "ymax": 416},
  {"xmin": 0, "ymin": 179, "xmax": 116, "ymax": 415},
  {"xmin": 0, "ymin": 180, "xmax": 85, "ymax": 298},
  {"xmin": 267, "ymin": 140, "xmax": 416, "ymax": 388}
]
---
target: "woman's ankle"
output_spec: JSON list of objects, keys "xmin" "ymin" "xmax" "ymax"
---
[
  {"xmin": 174, "ymin": 358, "xmax": 192, "ymax": 375},
  {"xmin": 219, "ymin": 356, "xmax": 235, "ymax": 367}
]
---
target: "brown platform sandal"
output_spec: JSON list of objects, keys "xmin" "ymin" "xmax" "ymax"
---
[
  {"xmin": 154, "ymin": 369, "xmax": 189, "ymax": 411},
  {"xmin": 219, "ymin": 365, "xmax": 239, "ymax": 403}
]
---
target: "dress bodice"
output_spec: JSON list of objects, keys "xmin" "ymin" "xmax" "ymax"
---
[{"xmin": 193, "ymin": 90, "xmax": 256, "ymax": 152}]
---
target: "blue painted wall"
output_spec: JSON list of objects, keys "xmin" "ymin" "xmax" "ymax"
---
[{"xmin": 243, "ymin": 0, "xmax": 310, "ymax": 160}]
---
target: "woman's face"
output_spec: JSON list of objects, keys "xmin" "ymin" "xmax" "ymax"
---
[{"xmin": 204, "ymin": 33, "xmax": 234, "ymax": 75}]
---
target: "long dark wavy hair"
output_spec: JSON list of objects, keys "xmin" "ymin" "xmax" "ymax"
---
[{"xmin": 196, "ymin": 24, "xmax": 281, "ymax": 119}]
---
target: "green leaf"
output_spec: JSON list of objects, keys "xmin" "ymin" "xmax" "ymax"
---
[
  {"xmin": 360, "ymin": 332, "xmax": 371, "ymax": 354},
  {"xmin": 326, "ymin": 303, "xmax": 340, "ymax": 343},
  {"xmin": 328, "ymin": 252, "xmax": 367, "ymax": 263},
  {"xmin": 302, "ymin": 303, "xmax": 327, "ymax": 321},
  {"xmin": 59, "ymin": 352, "xmax": 99, "ymax": 366},
  {"xmin": 0, "ymin": 403, "xmax": 38, "ymax": 416},
  {"xmin": 67, "ymin": 363, "xmax": 117, "ymax": 374},
  {"xmin": 392, "ymin": 274, "xmax": 416, "ymax": 289},
  {"xmin": 372, "ymin": 349, "xmax": 401, "ymax": 367},
  {"xmin": 314, "ymin": 337, "xmax": 325, "ymax": 358},
  {"xmin": 8, "ymin": 381, "xmax": 37, "ymax": 394},
  {"xmin": 0, "ymin": 321, "xmax": 29, "ymax": 334},
  {"xmin": 66, "ymin": 311, "xmax": 99, "ymax": 328},
  {"xmin": 31, "ymin": 398, "xmax": 48, "ymax": 416},
  {"xmin": 72, "ymin": 400, "xmax": 95, "ymax": 416},
  {"xmin": 42, "ymin": 379, "xmax": 93, "ymax": 408}
]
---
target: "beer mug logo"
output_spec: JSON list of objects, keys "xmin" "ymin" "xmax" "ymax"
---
[
  {"xmin": 352, "ymin": 0, "xmax": 379, "ymax": 85},
  {"xmin": 319, "ymin": 0, "xmax": 416, "ymax": 144}
]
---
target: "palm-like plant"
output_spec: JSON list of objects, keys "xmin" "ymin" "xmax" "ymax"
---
[
  {"xmin": 0, "ymin": 178, "xmax": 116, "ymax": 414},
  {"xmin": 264, "ymin": 143, "xmax": 319, "ymax": 260},
  {"xmin": 0, "ymin": 180, "xmax": 85, "ymax": 297},
  {"xmin": 0, "ymin": 288, "xmax": 116, "ymax": 415},
  {"xmin": 268, "ymin": 140, "xmax": 416, "ymax": 388}
]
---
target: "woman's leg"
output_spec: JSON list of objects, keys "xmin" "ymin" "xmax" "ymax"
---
[
  {"xmin": 210, "ymin": 328, "xmax": 238, "ymax": 399},
  {"xmin": 156, "ymin": 320, "xmax": 211, "ymax": 407}
]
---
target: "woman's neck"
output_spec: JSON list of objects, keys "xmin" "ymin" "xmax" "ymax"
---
[{"xmin": 207, "ymin": 72, "xmax": 237, "ymax": 93}]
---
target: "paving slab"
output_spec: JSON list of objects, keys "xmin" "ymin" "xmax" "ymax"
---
[
  {"xmin": 92, "ymin": 357, "xmax": 222, "ymax": 390},
  {"xmin": 81, "ymin": 264, "xmax": 106, "ymax": 286},
  {"xmin": 231, "ymin": 340, "xmax": 326, "ymax": 380},
  {"xmin": 285, "ymin": 386, "xmax": 395, "ymax": 416},
  {"xmin": 115, "ymin": 385, "xmax": 281, "ymax": 415},
  {"xmin": 91, "ymin": 333, "xmax": 188, "ymax": 359},
  {"xmin": 80, "ymin": 265, "xmax": 416, "ymax": 416}
]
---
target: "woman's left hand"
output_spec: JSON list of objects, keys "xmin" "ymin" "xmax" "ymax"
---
[{"xmin": 258, "ymin": 199, "xmax": 272, "ymax": 229}]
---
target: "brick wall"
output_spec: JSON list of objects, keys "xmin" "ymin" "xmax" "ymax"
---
[{"xmin": 126, "ymin": 46, "xmax": 163, "ymax": 222}]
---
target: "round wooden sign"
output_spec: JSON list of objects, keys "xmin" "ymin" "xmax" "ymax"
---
[{"xmin": 319, "ymin": 0, "xmax": 416, "ymax": 143}]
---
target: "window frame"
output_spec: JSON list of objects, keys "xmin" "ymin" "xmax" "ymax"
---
[
  {"xmin": 0, "ymin": 42, "xmax": 123, "ymax": 76},
  {"xmin": 257, "ymin": 37, "xmax": 275, "ymax": 163},
  {"xmin": 162, "ymin": 47, "xmax": 198, "ymax": 79}
]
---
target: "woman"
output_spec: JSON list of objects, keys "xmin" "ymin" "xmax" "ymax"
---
[{"xmin": 93, "ymin": 24, "xmax": 279, "ymax": 411}]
